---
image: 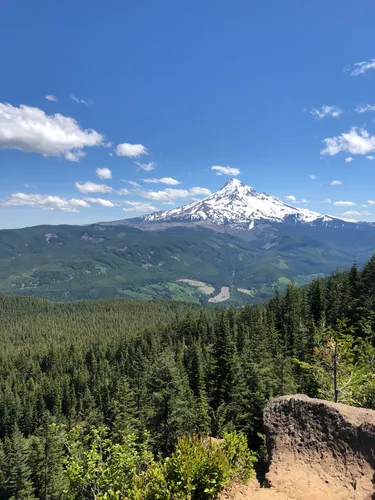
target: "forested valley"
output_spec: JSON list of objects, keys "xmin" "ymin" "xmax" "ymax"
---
[{"xmin": 1, "ymin": 256, "xmax": 375, "ymax": 499}]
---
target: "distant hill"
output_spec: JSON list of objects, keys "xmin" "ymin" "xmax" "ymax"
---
[{"xmin": 1, "ymin": 179, "xmax": 375, "ymax": 304}]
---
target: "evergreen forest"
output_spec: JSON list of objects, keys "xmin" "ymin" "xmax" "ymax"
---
[{"xmin": 1, "ymin": 256, "xmax": 375, "ymax": 498}]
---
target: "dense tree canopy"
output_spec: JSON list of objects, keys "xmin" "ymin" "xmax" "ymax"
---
[{"xmin": 1, "ymin": 257, "xmax": 375, "ymax": 497}]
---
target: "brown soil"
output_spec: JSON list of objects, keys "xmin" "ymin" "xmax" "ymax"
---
[{"xmin": 222, "ymin": 395, "xmax": 375, "ymax": 499}]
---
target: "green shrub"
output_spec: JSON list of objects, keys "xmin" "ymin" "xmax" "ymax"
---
[
  {"xmin": 221, "ymin": 432, "xmax": 257, "ymax": 483},
  {"xmin": 129, "ymin": 433, "xmax": 256, "ymax": 500}
]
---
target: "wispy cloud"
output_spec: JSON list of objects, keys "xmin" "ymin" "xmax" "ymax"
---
[
  {"xmin": 345, "ymin": 157, "xmax": 353, "ymax": 163},
  {"xmin": 45, "ymin": 95, "xmax": 58, "ymax": 102},
  {"xmin": 341, "ymin": 210, "xmax": 371, "ymax": 217},
  {"xmin": 75, "ymin": 181, "xmax": 112, "ymax": 194},
  {"xmin": 211, "ymin": 165, "xmax": 240, "ymax": 176},
  {"xmin": 116, "ymin": 143, "xmax": 148, "ymax": 158},
  {"xmin": 366, "ymin": 155, "xmax": 375, "ymax": 160},
  {"xmin": 137, "ymin": 186, "xmax": 211, "ymax": 203},
  {"xmin": 348, "ymin": 58, "xmax": 375, "ymax": 76},
  {"xmin": 116, "ymin": 188, "xmax": 130, "ymax": 195},
  {"xmin": 310, "ymin": 105, "xmax": 342, "ymax": 119},
  {"xmin": 0, "ymin": 193, "xmax": 90, "ymax": 212},
  {"xmin": 330, "ymin": 180, "xmax": 342, "ymax": 185},
  {"xmin": 124, "ymin": 180, "xmax": 140, "ymax": 188},
  {"xmin": 355, "ymin": 104, "xmax": 375, "ymax": 113},
  {"xmin": 333, "ymin": 201, "xmax": 357, "ymax": 207},
  {"xmin": 0, "ymin": 103, "xmax": 104, "ymax": 161},
  {"xmin": 71, "ymin": 95, "xmax": 92, "ymax": 105},
  {"xmin": 122, "ymin": 201, "xmax": 158, "ymax": 213},
  {"xmin": 65, "ymin": 150, "xmax": 86, "ymax": 162},
  {"xmin": 284, "ymin": 195, "xmax": 297, "ymax": 202},
  {"xmin": 134, "ymin": 161, "xmax": 155, "ymax": 171},
  {"xmin": 322, "ymin": 199, "xmax": 332, "ymax": 204},
  {"xmin": 85, "ymin": 197, "xmax": 116, "ymax": 207},
  {"xmin": 189, "ymin": 187, "xmax": 212, "ymax": 196},
  {"xmin": 142, "ymin": 177, "xmax": 180, "ymax": 185},
  {"xmin": 321, "ymin": 128, "xmax": 375, "ymax": 156},
  {"xmin": 309, "ymin": 174, "xmax": 317, "ymax": 180},
  {"xmin": 96, "ymin": 167, "xmax": 112, "ymax": 180},
  {"xmin": 368, "ymin": 200, "xmax": 375, "ymax": 206}
]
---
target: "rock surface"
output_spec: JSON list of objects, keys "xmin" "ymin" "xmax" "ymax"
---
[{"xmin": 261, "ymin": 394, "xmax": 375, "ymax": 499}]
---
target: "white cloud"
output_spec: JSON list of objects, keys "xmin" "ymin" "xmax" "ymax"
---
[
  {"xmin": 345, "ymin": 157, "xmax": 353, "ymax": 163},
  {"xmin": 96, "ymin": 167, "xmax": 112, "ymax": 180},
  {"xmin": 310, "ymin": 105, "xmax": 342, "ymax": 119},
  {"xmin": 138, "ymin": 186, "xmax": 211, "ymax": 203},
  {"xmin": 116, "ymin": 188, "xmax": 130, "ymax": 195},
  {"xmin": 366, "ymin": 155, "xmax": 375, "ymax": 160},
  {"xmin": 322, "ymin": 198, "xmax": 332, "ymax": 203},
  {"xmin": 75, "ymin": 181, "xmax": 112, "ymax": 194},
  {"xmin": 0, "ymin": 193, "xmax": 90, "ymax": 212},
  {"xmin": 330, "ymin": 180, "xmax": 342, "ymax": 185},
  {"xmin": 140, "ymin": 188, "xmax": 190, "ymax": 202},
  {"xmin": 65, "ymin": 150, "xmax": 86, "ymax": 162},
  {"xmin": 71, "ymin": 95, "xmax": 92, "ymax": 105},
  {"xmin": 349, "ymin": 58, "xmax": 375, "ymax": 76},
  {"xmin": 126, "ymin": 180, "xmax": 140, "ymax": 187},
  {"xmin": 309, "ymin": 174, "xmax": 317, "ymax": 180},
  {"xmin": 134, "ymin": 161, "xmax": 155, "ymax": 171},
  {"xmin": 122, "ymin": 201, "xmax": 158, "ymax": 213},
  {"xmin": 0, "ymin": 103, "xmax": 104, "ymax": 161},
  {"xmin": 321, "ymin": 127, "xmax": 375, "ymax": 156},
  {"xmin": 301, "ymin": 199, "xmax": 309, "ymax": 204},
  {"xmin": 45, "ymin": 95, "xmax": 58, "ymax": 102},
  {"xmin": 333, "ymin": 201, "xmax": 357, "ymax": 207},
  {"xmin": 368, "ymin": 200, "xmax": 375, "ymax": 206},
  {"xmin": 142, "ymin": 177, "xmax": 181, "ymax": 185},
  {"xmin": 284, "ymin": 195, "xmax": 297, "ymax": 202},
  {"xmin": 189, "ymin": 186, "xmax": 212, "ymax": 196},
  {"xmin": 341, "ymin": 210, "xmax": 371, "ymax": 217},
  {"xmin": 85, "ymin": 197, "xmax": 116, "ymax": 207},
  {"xmin": 211, "ymin": 165, "xmax": 240, "ymax": 176},
  {"xmin": 116, "ymin": 143, "xmax": 148, "ymax": 158},
  {"xmin": 341, "ymin": 211, "xmax": 361, "ymax": 217},
  {"xmin": 355, "ymin": 104, "xmax": 375, "ymax": 113},
  {"xmin": 362, "ymin": 204, "xmax": 369, "ymax": 208}
]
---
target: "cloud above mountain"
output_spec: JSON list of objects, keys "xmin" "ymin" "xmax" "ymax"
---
[{"xmin": 211, "ymin": 166, "xmax": 240, "ymax": 176}]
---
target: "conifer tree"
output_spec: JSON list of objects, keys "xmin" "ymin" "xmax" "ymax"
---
[{"xmin": 3, "ymin": 427, "xmax": 35, "ymax": 500}]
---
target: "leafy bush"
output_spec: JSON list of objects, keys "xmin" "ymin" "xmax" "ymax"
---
[
  {"xmin": 221, "ymin": 432, "xmax": 257, "ymax": 483},
  {"xmin": 129, "ymin": 433, "xmax": 256, "ymax": 499}
]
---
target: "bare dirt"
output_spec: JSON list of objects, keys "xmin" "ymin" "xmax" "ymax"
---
[
  {"xmin": 222, "ymin": 395, "xmax": 375, "ymax": 499},
  {"xmin": 237, "ymin": 288, "xmax": 253, "ymax": 296},
  {"xmin": 176, "ymin": 279, "xmax": 215, "ymax": 295},
  {"xmin": 208, "ymin": 286, "xmax": 230, "ymax": 303}
]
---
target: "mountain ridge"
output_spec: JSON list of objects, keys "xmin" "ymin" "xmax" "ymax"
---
[{"xmin": 103, "ymin": 179, "xmax": 367, "ymax": 233}]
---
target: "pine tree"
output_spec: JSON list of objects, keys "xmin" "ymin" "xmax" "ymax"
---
[
  {"xmin": 30, "ymin": 413, "xmax": 67, "ymax": 500},
  {"xmin": 4, "ymin": 427, "xmax": 35, "ymax": 499}
]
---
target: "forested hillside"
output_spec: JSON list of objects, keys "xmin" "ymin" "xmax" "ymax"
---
[{"xmin": 1, "ymin": 257, "xmax": 375, "ymax": 498}]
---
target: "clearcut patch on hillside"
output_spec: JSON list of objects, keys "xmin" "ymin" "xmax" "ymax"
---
[
  {"xmin": 208, "ymin": 286, "xmax": 230, "ymax": 303},
  {"xmin": 176, "ymin": 278, "xmax": 215, "ymax": 295}
]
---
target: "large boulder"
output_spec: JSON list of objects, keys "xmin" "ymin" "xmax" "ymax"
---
[{"xmin": 263, "ymin": 395, "xmax": 375, "ymax": 499}]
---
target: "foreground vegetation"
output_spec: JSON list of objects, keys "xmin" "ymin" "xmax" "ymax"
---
[{"xmin": 1, "ymin": 256, "xmax": 375, "ymax": 497}]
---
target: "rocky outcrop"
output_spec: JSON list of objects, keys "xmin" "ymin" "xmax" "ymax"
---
[{"xmin": 263, "ymin": 395, "xmax": 375, "ymax": 499}]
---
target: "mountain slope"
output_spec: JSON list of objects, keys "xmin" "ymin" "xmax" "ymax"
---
[
  {"xmin": 1, "ymin": 179, "xmax": 375, "ymax": 304},
  {"xmin": 142, "ymin": 178, "xmax": 327, "ymax": 226}
]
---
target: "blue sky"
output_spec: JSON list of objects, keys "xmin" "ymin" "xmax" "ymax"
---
[{"xmin": 1, "ymin": 0, "xmax": 375, "ymax": 228}]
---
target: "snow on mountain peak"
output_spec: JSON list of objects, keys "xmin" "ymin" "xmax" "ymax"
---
[{"xmin": 142, "ymin": 180, "xmax": 329, "ymax": 227}]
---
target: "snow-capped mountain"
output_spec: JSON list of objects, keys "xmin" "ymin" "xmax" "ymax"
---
[{"xmin": 142, "ymin": 178, "xmax": 333, "ymax": 228}]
